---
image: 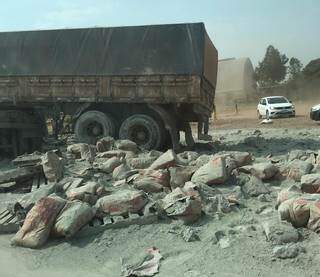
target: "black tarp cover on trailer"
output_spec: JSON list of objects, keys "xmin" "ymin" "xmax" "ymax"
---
[{"xmin": 0, "ymin": 23, "xmax": 210, "ymax": 78}]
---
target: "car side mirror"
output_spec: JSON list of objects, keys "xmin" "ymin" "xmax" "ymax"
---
[{"xmin": 289, "ymin": 100, "xmax": 292, "ymax": 103}]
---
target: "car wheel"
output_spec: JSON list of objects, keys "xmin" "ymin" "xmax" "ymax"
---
[
  {"xmin": 266, "ymin": 110, "xmax": 270, "ymax": 120},
  {"xmin": 257, "ymin": 110, "xmax": 262, "ymax": 119}
]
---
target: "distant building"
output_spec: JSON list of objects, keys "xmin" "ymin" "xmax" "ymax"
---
[{"xmin": 216, "ymin": 57, "xmax": 257, "ymax": 105}]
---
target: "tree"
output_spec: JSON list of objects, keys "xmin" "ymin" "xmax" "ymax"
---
[
  {"xmin": 288, "ymin": 57, "xmax": 303, "ymax": 81},
  {"xmin": 255, "ymin": 45, "xmax": 288, "ymax": 87},
  {"xmin": 303, "ymin": 58, "xmax": 320, "ymax": 79}
]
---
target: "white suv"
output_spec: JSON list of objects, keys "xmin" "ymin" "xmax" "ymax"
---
[{"xmin": 257, "ymin": 96, "xmax": 295, "ymax": 119}]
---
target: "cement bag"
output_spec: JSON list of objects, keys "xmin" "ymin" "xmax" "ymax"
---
[
  {"xmin": 11, "ymin": 196, "xmax": 66, "ymax": 248},
  {"xmin": 276, "ymin": 185, "xmax": 301, "ymax": 208},
  {"xmin": 115, "ymin": 139, "xmax": 138, "ymax": 153},
  {"xmin": 149, "ymin": 150, "xmax": 177, "ymax": 170},
  {"xmin": 52, "ymin": 201, "xmax": 96, "ymax": 238},
  {"xmin": 96, "ymin": 137, "xmax": 115, "ymax": 152},
  {"xmin": 99, "ymin": 157, "xmax": 122, "ymax": 174},
  {"xmin": 66, "ymin": 181, "xmax": 100, "ymax": 205},
  {"xmin": 133, "ymin": 169, "xmax": 170, "ymax": 193},
  {"xmin": 113, "ymin": 163, "xmax": 132, "ymax": 181},
  {"xmin": 301, "ymin": 174, "xmax": 320, "ymax": 194},
  {"xmin": 278, "ymin": 198, "xmax": 311, "ymax": 228},
  {"xmin": 80, "ymin": 144, "xmax": 96, "ymax": 163},
  {"xmin": 169, "ymin": 166, "xmax": 195, "ymax": 189},
  {"xmin": 307, "ymin": 201, "xmax": 320, "ymax": 233},
  {"xmin": 128, "ymin": 156, "xmax": 157, "ymax": 169},
  {"xmin": 95, "ymin": 189, "xmax": 148, "ymax": 216},
  {"xmin": 42, "ymin": 151, "xmax": 64, "ymax": 183},
  {"xmin": 191, "ymin": 156, "xmax": 227, "ymax": 185}
]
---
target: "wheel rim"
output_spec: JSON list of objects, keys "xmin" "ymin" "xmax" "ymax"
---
[
  {"xmin": 75, "ymin": 111, "xmax": 115, "ymax": 144},
  {"xmin": 119, "ymin": 114, "xmax": 163, "ymax": 150},
  {"xmin": 128, "ymin": 125, "xmax": 151, "ymax": 146}
]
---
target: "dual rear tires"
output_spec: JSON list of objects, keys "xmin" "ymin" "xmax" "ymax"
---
[{"xmin": 75, "ymin": 111, "xmax": 164, "ymax": 150}]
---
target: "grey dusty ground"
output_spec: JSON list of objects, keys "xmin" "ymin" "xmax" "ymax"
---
[{"xmin": 1, "ymin": 127, "xmax": 320, "ymax": 277}]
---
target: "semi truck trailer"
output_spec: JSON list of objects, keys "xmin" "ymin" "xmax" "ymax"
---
[{"xmin": 0, "ymin": 22, "xmax": 218, "ymax": 156}]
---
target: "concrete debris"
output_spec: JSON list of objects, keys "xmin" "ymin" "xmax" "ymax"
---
[
  {"xmin": 262, "ymin": 218, "xmax": 300, "ymax": 245},
  {"xmin": 121, "ymin": 247, "xmax": 162, "ymax": 277},
  {"xmin": 273, "ymin": 243, "xmax": 305, "ymax": 259},
  {"xmin": 182, "ymin": 227, "xmax": 200, "ymax": 242}
]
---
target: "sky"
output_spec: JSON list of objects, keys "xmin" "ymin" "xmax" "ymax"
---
[{"xmin": 0, "ymin": 0, "xmax": 318, "ymax": 67}]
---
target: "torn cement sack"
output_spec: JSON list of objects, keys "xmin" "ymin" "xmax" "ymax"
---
[
  {"xmin": 278, "ymin": 198, "xmax": 311, "ymax": 228},
  {"xmin": 42, "ymin": 151, "xmax": 64, "ymax": 183},
  {"xmin": 121, "ymin": 247, "xmax": 162, "ymax": 277},
  {"xmin": 161, "ymin": 186, "xmax": 202, "ymax": 223},
  {"xmin": 95, "ymin": 189, "xmax": 148, "ymax": 216},
  {"xmin": 11, "ymin": 196, "xmax": 66, "ymax": 248},
  {"xmin": 52, "ymin": 201, "xmax": 96, "ymax": 238},
  {"xmin": 191, "ymin": 156, "xmax": 227, "ymax": 185}
]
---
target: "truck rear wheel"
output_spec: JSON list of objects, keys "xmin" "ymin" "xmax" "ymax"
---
[
  {"xmin": 75, "ymin": 111, "xmax": 115, "ymax": 144},
  {"xmin": 119, "ymin": 114, "xmax": 163, "ymax": 150}
]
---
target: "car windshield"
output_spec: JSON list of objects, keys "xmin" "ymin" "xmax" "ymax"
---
[{"xmin": 267, "ymin": 97, "xmax": 288, "ymax": 104}]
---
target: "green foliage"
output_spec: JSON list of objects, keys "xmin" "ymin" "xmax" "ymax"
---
[
  {"xmin": 288, "ymin": 57, "xmax": 303, "ymax": 81},
  {"xmin": 255, "ymin": 45, "xmax": 288, "ymax": 87}
]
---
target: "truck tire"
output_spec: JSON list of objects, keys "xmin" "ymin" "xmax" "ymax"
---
[
  {"xmin": 119, "ymin": 114, "xmax": 163, "ymax": 150},
  {"xmin": 75, "ymin": 111, "xmax": 115, "ymax": 144}
]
